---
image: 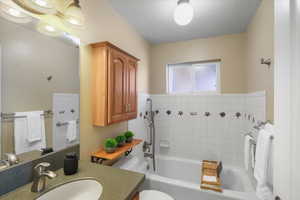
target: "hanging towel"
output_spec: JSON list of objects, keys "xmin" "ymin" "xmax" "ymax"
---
[
  {"xmin": 14, "ymin": 111, "xmax": 46, "ymax": 155},
  {"xmin": 264, "ymin": 123, "xmax": 275, "ymax": 189},
  {"xmin": 26, "ymin": 112, "xmax": 43, "ymax": 143},
  {"xmin": 244, "ymin": 135, "xmax": 252, "ymax": 171},
  {"xmin": 254, "ymin": 128, "xmax": 274, "ymax": 200},
  {"xmin": 66, "ymin": 120, "xmax": 77, "ymax": 142},
  {"xmin": 250, "ymin": 144, "xmax": 256, "ymax": 169}
]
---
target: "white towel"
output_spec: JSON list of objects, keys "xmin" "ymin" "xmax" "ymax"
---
[
  {"xmin": 14, "ymin": 111, "xmax": 46, "ymax": 155},
  {"xmin": 244, "ymin": 135, "xmax": 252, "ymax": 171},
  {"xmin": 66, "ymin": 120, "xmax": 77, "ymax": 142},
  {"xmin": 250, "ymin": 144, "xmax": 256, "ymax": 169},
  {"xmin": 254, "ymin": 129, "xmax": 274, "ymax": 200},
  {"xmin": 26, "ymin": 112, "xmax": 43, "ymax": 142},
  {"xmin": 203, "ymin": 175, "xmax": 217, "ymax": 182},
  {"xmin": 264, "ymin": 123, "xmax": 275, "ymax": 188}
]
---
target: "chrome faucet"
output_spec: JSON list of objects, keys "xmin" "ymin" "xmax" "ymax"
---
[
  {"xmin": 5, "ymin": 153, "xmax": 19, "ymax": 166},
  {"xmin": 31, "ymin": 162, "xmax": 57, "ymax": 193},
  {"xmin": 144, "ymin": 152, "xmax": 154, "ymax": 159}
]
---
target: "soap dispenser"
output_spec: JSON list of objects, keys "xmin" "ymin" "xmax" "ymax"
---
[{"xmin": 64, "ymin": 152, "xmax": 78, "ymax": 175}]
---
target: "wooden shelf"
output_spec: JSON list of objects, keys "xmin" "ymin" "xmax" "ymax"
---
[{"xmin": 91, "ymin": 139, "xmax": 142, "ymax": 164}]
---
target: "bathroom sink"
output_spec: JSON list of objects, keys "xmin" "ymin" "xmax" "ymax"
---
[{"xmin": 36, "ymin": 178, "xmax": 103, "ymax": 200}]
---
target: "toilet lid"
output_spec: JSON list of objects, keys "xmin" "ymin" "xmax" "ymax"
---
[{"xmin": 140, "ymin": 190, "xmax": 174, "ymax": 200}]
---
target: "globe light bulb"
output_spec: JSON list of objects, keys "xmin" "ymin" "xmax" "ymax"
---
[{"xmin": 174, "ymin": 0, "xmax": 194, "ymax": 26}]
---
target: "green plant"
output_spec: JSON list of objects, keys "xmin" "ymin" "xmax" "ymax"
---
[
  {"xmin": 104, "ymin": 138, "xmax": 117, "ymax": 148},
  {"xmin": 124, "ymin": 131, "xmax": 134, "ymax": 139},
  {"xmin": 115, "ymin": 135, "xmax": 126, "ymax": 144}
]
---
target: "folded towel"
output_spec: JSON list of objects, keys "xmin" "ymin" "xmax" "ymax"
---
[
  {"xmin": 14, "ymin": 111, "xmax": 46, "ymax": 155},
  {"xmin": 254, "ymin": 129, "xmax": 274, "ymax": 200},
  {"xmin": 203, "ymin": 175, "xmax": 217, "ymax": 182},
  {"xmin": 244, "ymin": 135, "xmax": 252, "ymax": 171},
  {"xmin": 66, "ymin": 120, "xmax": 77, "ymax": 142},
  {"xmin": 26, "ymin": 111, "xmax": 43, "ymax": 143}
]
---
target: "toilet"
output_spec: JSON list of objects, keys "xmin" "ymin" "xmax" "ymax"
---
[{"xmin": 140, "ymin": 190, "xmax": 174, "ymax": 200}]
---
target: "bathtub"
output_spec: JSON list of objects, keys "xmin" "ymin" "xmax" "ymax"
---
[{"xmin": 114, "ymin": 155, "xmax": 259, "ymax": 200}]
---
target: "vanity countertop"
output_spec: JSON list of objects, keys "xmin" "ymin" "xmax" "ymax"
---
[{"xmin": 0, "ymin": 160, "xmax": 145, "ymax": 200}]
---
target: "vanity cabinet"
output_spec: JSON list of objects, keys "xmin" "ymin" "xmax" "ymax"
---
[{"xmin": 91, "ymin": 42, "xmax": 139, "ymax": 126}]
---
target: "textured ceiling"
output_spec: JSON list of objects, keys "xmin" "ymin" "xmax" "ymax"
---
[{"xmin": 109, "ymin": 0, "xmax": 262, "ymax": 44}]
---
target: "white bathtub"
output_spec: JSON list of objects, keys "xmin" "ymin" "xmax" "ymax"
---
[{"xmin": 114, "ymin": 155, "xmax": 259, "ymax": 200}]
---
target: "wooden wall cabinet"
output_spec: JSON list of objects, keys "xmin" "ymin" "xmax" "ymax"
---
[{"xmin": 91, "ymin": 42, "xmax": 139, "ymax": 126}]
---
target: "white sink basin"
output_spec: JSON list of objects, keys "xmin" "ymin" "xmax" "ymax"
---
[{"xmin": 36, "ymin": 179, "xmax": 103, "ymax": 200}]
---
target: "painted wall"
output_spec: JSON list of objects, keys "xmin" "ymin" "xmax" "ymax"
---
[
  {"xmin": 150, "ymin": 33, "xmax": 246, "ymax": 94},
  {"xmin": 245, "ymin": 0, "xmax": 274, "ymax": 121},
  {"xmin": 78, "ymin": 0, "xmax": 150, "ymax": 159}
]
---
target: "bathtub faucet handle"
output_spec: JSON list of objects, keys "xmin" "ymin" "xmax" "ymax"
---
[
  {"xmin": 144, "ymin": 152, "xmax": 154, "ymax": 159},
  {"xmin": 143, "ymin": 141, "xmax": 151, "ymax": 152}
]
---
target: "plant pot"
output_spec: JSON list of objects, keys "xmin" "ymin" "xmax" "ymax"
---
[
  {"xmin": 126, "ymin": 137, "xmax": 133, "ymax": 143},
  {"xmin": 105, "ymin": 147, "xmax": 116, "ymax": 153},
  {"xmin": 118, "ymin": 141, "xmax": 125, "ymax": 147}
]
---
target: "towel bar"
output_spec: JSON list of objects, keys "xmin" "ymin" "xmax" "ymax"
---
[
  {"xmin": 1, "ymin": 110, "xmax": 53, "ymax": 121},
  {"xmin": 245, "ymin": 132, "xmax": 257, "ymax": 145},
  {"xmin": 56, "ymin": 120, "xmax": 79, "ymax": 127}
]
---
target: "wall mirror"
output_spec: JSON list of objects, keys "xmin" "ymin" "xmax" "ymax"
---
[{"xmin": 0, "ymin": 11, "xmax": 80, "ymax": 169}]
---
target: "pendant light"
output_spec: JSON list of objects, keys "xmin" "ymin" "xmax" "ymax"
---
[
  {"xmin": 12, "ymin": 0, "xmax": 57, "ymax": 15},
  {"xmin": 0, "ymin": 2, "xmax": 32, "ymax": 24},
  {"xmin": 174, "ymin": 0, "xmax": 194, "ymax": 26},
  {"xmin": 63, "ymin": 0, "xmax": 84, "ymax": 28}
]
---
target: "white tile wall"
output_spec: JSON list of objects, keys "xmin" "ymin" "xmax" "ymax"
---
[
  {"xmin": 129, "ymin": 92, "xmax": 266, "ymax": 167},
  {"xmin": 53, "ymin": 93, "xmax": 80, "ymax": 151},
  {"xmin": 128, "ymin": 93, "xmax": 150, "ymax": 162}
]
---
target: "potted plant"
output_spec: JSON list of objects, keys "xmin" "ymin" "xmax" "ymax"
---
[
  {"xmin": 124, "ymin": 131, "xmax": 134, "ymax": 143},
  {"xmin": 104, "ymin": 138, "xmax": 117, "ymax": 153},
  {"xmin": 115, "ymin": 135, "xmax": 126, "ymax": 147}
]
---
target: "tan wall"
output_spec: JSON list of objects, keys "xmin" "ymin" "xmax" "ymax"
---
[
  {"xmin": 149, "ymin": 33, "xmax": 246, "ymax": 94},
  {"xmin": 78, "ymin": 0, "xmax": 150, "ymax": 160},
  {"xmin": 245, "ymin": 0, "xmax": 274, "ymax": 121}
]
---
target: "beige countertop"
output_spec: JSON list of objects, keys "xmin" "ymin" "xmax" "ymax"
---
[{"xmin": 0, "ymin": 161, "xmax": 145, "ymax": 200}]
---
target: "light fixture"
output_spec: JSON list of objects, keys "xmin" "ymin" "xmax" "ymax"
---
[
  {"xmin": 63, "ymin": 0, "xmax": 85, "ymax": 28},
  {"xmin": 36, "ymin": 20, "xmax": 63, "ymax": 37},
  {"xmin": 174, "ymin": 0, "xmax": 194, "ymax": 26},
  {"xmin": 12, "ymin": 0, "xmax": 57, "ymax": 15},
  {"xmin": 11, "ymin": 0, "xmax": 85, "ymax": 28},
  {"xmin": 64, "ymin": 32, "xmax": 80, "ymax": 45},
  {"xmin": 0, "ymin": 2, "xmax": 32, "ymax": 23},
  {"xmin": 29, "ymin": 0, "xmax": 53, "ymax": 9}
]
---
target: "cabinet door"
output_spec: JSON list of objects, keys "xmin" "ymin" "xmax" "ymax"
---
[
  {"xmin": 126, "ymin": 58, "xmax": 137, "ymax": 119},
  {"xmin": 107, "ymin": 49, "xmax": 127, "ymax": 124}
]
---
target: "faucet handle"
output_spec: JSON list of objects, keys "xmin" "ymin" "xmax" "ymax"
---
[{"xmin": 34, "ymin": 162, "xmax": 50, "ymax": 171}]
